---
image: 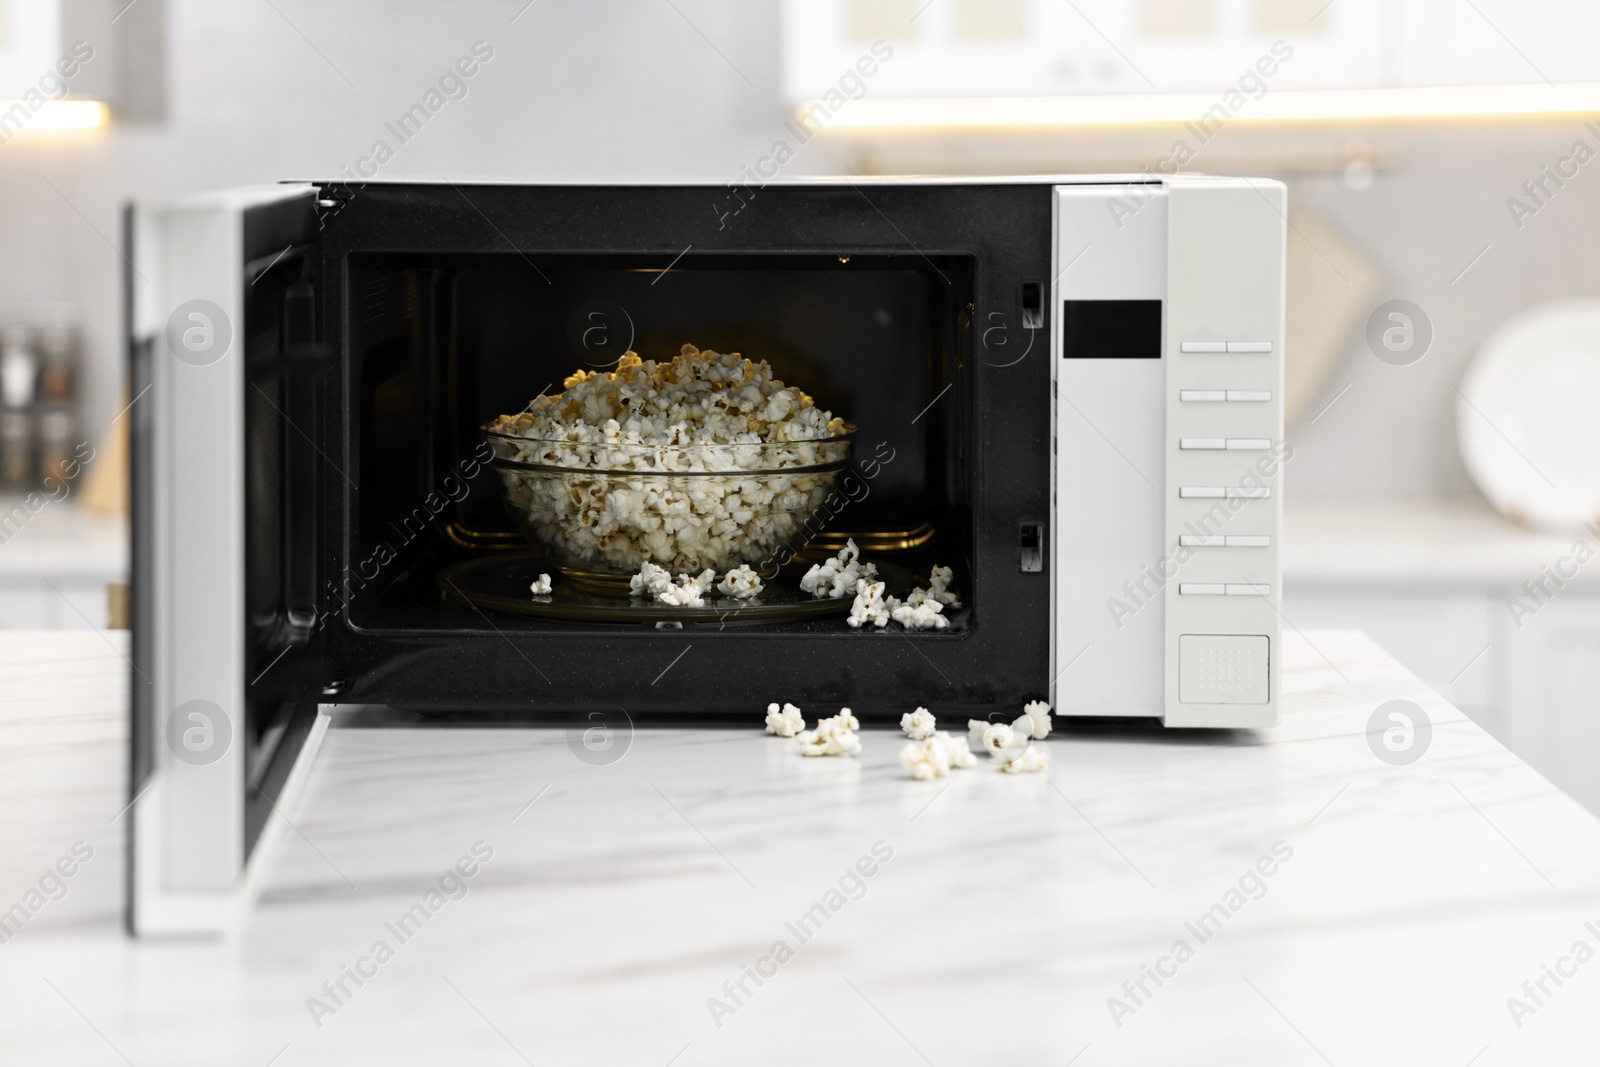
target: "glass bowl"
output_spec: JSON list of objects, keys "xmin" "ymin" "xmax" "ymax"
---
[{"xmin": 484, "ymin": 428, "xmax": 856, "ymax": 594}]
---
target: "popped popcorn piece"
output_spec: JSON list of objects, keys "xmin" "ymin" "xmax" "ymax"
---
[
  {"xmin": 486, "ymin": 345, "xmax": 852, "ymax": 576},
  {"xmin": 718, "ymin": 565, "xmax": 765, "ymax": 599},
  {"xmin": 847, "ymin": 579, "xmax": 894, "ymax": 629},
  {"xmin": 898, "ymin": 729, "xmax": 976, "ymax": 780},
  {"xmin": 927, "ymin": 565, "xmax": 962, "ymax": 608},
  {"xmin": 656, "ymin": 576, "xmax": 706, "ymax": 608},
  {"xmin": 629, "ymin": 561, "xmax": 672, "ymax": 598},
  {"xmin": 900, "ymin": 707, "xmax": 936, "ymax": 741},
  {"xmin": 1016, "ymin": 699, "xmax": 1053, "ymax": 740},
  {"xmin": 798, "ymin": 707, "xmax": 861, "ymax": 757},
  {"xmin": 968, "ymin": 719, "xmax": 993, "ymax": 749},
  {"xmin": 799, "ymin": 727, "xmax": 862, "ymax": 758},
  {"xmin": 628, "ymin": 561, "xmax": 711, "ymax": 607},
  {"xmin": 529, "ymin": 573, "xmax": 553, "ymax": 595},
  {"xmin": 800, "ymin": 538, "xmax": 879, "ymax": 600},
  {"xmin": 981, "ymin": 720, "xmax": 1046, "ymax": 770},
  {"xmin": 982, "ymin": 722, "xmax": 1020, "ymax": 758},
  {"xmin": 806, "ymin": 735, "xmax": 870, "ymax": 758},
  {"xmin": 891, "ymin": 596, "xmax": 948, "ymax": 631},
  {"xmin": 933, "ymin": 731, "xmax": 977, "ymax": 769},
  {"xmin": 904, "ymin": 565, "xmax": 963, "ymax": 615},
  {"xmin": 998, "ymin": 746, "xmax": 1048, "ymax": 774},
  {"xmin": 765, "ymin": 701, "xmax": 804, "ymax": 738},
  {"xmin": 900, "ymin": 740, "xmax": 947, "ymax": 780}
]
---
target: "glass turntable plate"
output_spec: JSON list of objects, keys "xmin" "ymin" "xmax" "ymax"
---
[{"xmin": 439, "ymin": 552, "xmax": 918, "ymax": 626}]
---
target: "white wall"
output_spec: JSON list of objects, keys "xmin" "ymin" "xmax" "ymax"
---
[
  {"xmin": 1289, "ymin": 124, "xmax": 1600, "ymax": 497},
  {"xmin": 2, "ymin": 0, "xmax": 1597, "ymax": 505},
  {"xmin": 0, "ymin": 0, "xmax": 785, "ymax": 443}
]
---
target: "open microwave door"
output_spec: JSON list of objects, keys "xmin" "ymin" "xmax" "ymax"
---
[{"xmin": 127, "ymin": 184, "xmax": 329, "ymax": 936}]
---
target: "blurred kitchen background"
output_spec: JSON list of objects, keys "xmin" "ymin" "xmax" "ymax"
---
[{"xmin": 2, "ymin": 0, "xmax": 1598, "ymax": 808}]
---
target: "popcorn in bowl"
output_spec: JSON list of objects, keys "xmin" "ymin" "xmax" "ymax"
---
[{"xmin": 485, "ymin": 346, "xmax": 854, "ymax": 589}]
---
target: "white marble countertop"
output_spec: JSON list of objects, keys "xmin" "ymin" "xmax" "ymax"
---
[
  {"xmin": 1285, "ymin": 494, "xmax": 1600, "ymax": 586},
  {"xmin": 3, "ymin": 629, "xmax": 1600, "ymax": 1065}
]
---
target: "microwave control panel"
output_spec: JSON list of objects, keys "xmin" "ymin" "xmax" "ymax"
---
[
  {"xmin": 1051, "ymin": 178, "xmax": 1284, "ymax": 728},
  {"xmin": 1161, "ymin": 180, "xmax": 1285, "ymax": 728}
]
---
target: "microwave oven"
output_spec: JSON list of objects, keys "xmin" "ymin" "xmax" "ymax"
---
[{"xmin": 125, "ymin": 176, "xmax": 1285, "ymax": 933}]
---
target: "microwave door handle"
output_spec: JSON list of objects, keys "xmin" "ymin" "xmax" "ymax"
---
[{"xmin": 282, "ymin": 277, "xmax": 322, "ymax": 639}]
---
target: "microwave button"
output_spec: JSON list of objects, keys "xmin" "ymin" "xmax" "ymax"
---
[
  {"xmin": 1180, "ymin": 390, "xmax": 1227, "ymax": 402},
  {"xmin": 1180, "ymin": 438, "xmax": 1226, "ymax": 450},
  {"xmin": 1179, "ymin": 583, "xmax": 1226, "ymax": 595},
  {"xmin": 1226, "ymin": 438, "xmax": 1272, "ymax": 450},
  {"xmin": 1226, "ymin": 583, "xmax": 1272, "ymax": 596},
  {"xmin": 1180, "ymin": 486, "xmax": 1271, "ymax": 499},
  {"xmin": 1226, "ymin": 390, "xmax": 1273, "ymax": 402},
  {"xmin": 1179, "ymin": 634, "xmax": 1270, "ymax": 704},
  {"xmin": 1179, "ymin": 535, "xmax": 1224, "ymax": 547},
  {"xmin": 1226, "ymin": 340, "xmax": 1273, "ymax": 353},
  {"xmin": 1180, "ymin": 341, "xmax": 1227, "ymax": 353},
  {"xmin": 1225, "ymin": 535, "xmax": 1272, "ymax": 547},
  {"xmin": 1180, "ymin": 487, "xmax": 1271, "ymax": 499}
]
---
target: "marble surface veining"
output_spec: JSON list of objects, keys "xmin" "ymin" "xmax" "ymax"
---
[{"xmin": 2, "ymin": 629, "xmax": 1599, "ymax": 1065}]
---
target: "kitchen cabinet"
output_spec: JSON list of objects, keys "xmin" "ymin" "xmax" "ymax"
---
[
  {"xmin": 0, "ymin": 498, "xmax": 126, "ymax": 629},
  {"xmin": 1286, "ymin": 495, "xmax": 1600, "ymax": 815}
]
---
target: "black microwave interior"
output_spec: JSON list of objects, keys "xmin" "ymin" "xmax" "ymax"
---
[
  {"xmin": 230, "ymin": 181, "xmax": 1055, "ymax": 721},
  {"xmin": 341, "ymin": 249, "xmax": 977, "ymax": 634}
]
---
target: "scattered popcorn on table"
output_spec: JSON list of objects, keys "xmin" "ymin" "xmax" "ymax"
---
[
  {"xmin": 808, "ymin": 730, "xmax": 862, "ymax": 758},
  {"xmin": 982, "ymin": 722, "xmax": 1020, "ymax": 759},
  {"xmin": 900, "ymin": 707, "xmax": 936, "ymax": 740},
  {"xmin": 486, "ymin": 346, "xmax": 851, "ymax": 576},
  {"xmin": 800, "ymin": 538, "xmax": 879, "ymax": 600},
  {"xmin": 799, "ymin": 724, "xmax": 862, "ymax": 758},
  {"xmin": 847, "ymin": 579, "xmax": 894, "ymax": 629},
  {"xmin": 934, "ymin": 731, "xmax": 977, "ymax": 769},
  {"xmin": 798, "ymin": 707, "xmax": 861, "ymax": 757},
  {"xmin": 717, "ymin": 565, "xmax": 764, "ymax": 599},
  {"xmin": 980, "ymin": 720, "xmax": 1048, "ymax": 771},
  {"xmin": 529, "ymin": 573, "xmax": 553, "ymax": 595},
  {"xmin": 899, "ymin": 740, "xmax": 947, "ymax": 780},
  {"xmin": 765, "ymin": 702, "xmax": 804, "ymax": 738},
  {"xmin": 997, "ymin": 746, "xmax": 1048, "ymax": 774},
  {"xmin": 898, "ymin": 729, "xmax": 975, "ymax": 780},
  {"xmin": 1015, "ymin": 700, "xmax": 1053, "ymax": 740}
]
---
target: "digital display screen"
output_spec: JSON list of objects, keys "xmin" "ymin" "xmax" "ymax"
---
[{"xmin": 1061, "ymin": 299, "xmax": 1162, "ymax": 359}]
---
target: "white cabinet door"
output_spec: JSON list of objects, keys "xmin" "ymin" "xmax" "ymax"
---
[
  {"xmin": 1283, "ymin": 589, "xmax": 1495, "ymax": 728},
  {"xmin": 1505, "ymin": 595, "xmax": 1600, "ymax": 817},
  {"xmin": 0, "ymin": 583, "xmax": 48, "ymax": 628},
  {"xmin": 40, "ymin": 577, "xmax": 106, "ymax": 629},
  {"xmin": 0, "ymin": 577, "xmax": 108, "ymax": 629}
]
